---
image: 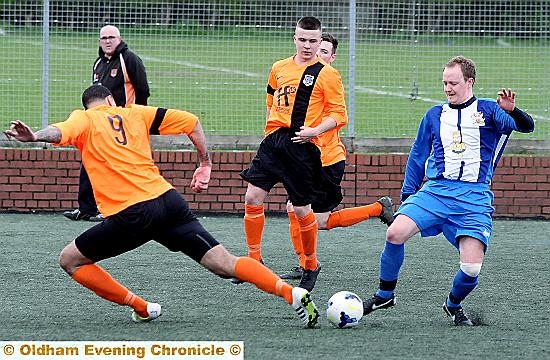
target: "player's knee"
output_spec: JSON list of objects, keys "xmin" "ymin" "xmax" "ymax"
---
[
  {"xmin": 59, "ymin": 242, "xmax": 90, "ymax": 275},
  {"xmin": 244, "ymin": 185, "xmax": 267, "ymax": 206},
  {"xmin": 58, "ymin": 248, "xmax": 73, "ymax": 274},
  {"xmin": 460, "ymin": 262, "xmax": 483, "ymax": 277},
  {"xmin": 385, "ymin": 226, "xmax": 406, "ymax": 245},
  {"xmin": 201, "ymin": 245, "xmax": 237, "ymax": 277},
  {"xmin": 316, "ymin": 213, "xmax": 329, "ymax": 230}
]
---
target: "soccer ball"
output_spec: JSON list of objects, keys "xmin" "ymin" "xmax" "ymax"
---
[{"xmin": 326, "ymin": 291, "xmax": 363, "ymax": 328}]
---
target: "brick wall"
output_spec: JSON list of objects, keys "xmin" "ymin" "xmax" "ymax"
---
[{"xmin": 1, "ymin": 148, "xmax": 549, "ymax": 218}]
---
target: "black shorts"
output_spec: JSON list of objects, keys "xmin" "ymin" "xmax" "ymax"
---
[
  {"xmin": 312, "ymin": 160, "xmax": 345, "ymax": 213},
  {"xmin": 75, "ymin": 189, "xmax": 220, "ymax": 263},
  {"xmin": 240, "ymin": 128, "xmax": 325, "ymax": 207}
]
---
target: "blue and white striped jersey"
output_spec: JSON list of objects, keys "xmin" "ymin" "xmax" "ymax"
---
[{"xmin": 401, "ymin": 96, "xmax": 534, "ymax": 200}]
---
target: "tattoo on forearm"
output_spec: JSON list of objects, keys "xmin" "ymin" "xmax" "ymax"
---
[
  {"xmin": 35, "ymin": 127, "xmax": 62, "ymax": 143},
  {"xmin": 196, "ymin": 151, "xmax": 210, "ymax": 163},
  {"xmin": 188, "ymin": 132, "xmax": 210, "ymax": 163}
]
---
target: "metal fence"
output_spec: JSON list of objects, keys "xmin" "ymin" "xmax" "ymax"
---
[{"xmin": 1, "ymin": 0, "xmax": 549, "ymax": 147}]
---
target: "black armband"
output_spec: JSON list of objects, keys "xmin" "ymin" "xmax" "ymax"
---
[{"xmin": 149, "ymin": 108, "xmax": 167, "ymax": 135}]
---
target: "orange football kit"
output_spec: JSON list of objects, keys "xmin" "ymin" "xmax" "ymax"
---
[{"xmin": 53, "ymin": 104, "xmax": 196, "ymax": 217}]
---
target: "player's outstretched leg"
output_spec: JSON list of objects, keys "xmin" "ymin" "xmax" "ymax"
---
[
  {"xmin": 131, "ymin": 303, "xmax": 162, "ymax": 323},
  {"xmin": 230, "ymin": 258, "xmax": 264, "ymax": 284},
  {"xmin": 323, "ymin": 196, "xmax": 394, "ymax": 230},
  {"xmin": 230, "ymin": 256, "xmax": 319, "ymax": 328},
  {"xmin": 291, "ymin": 287, "xmax": 320, "ymax": 328},
  {"xmin": 68, "ymin": 263, "xmax": 158, "ymax": 321},
  {"xmin": 60, "ymin": 242, "xmax": 158, "ymax": 322},
  {"xmin": 377, "ymin": 196, "xmax": 395, "ymax": 226}
]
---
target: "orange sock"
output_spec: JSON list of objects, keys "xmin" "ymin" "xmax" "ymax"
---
[
  {"xmin": 326, "ymin": 203, "xmax": 383, "ymax": 229},
  {"xmin": 71, "ymin": 264, "xmax": 148, "ymax": 316},
  {"xmin": 244, "ymin": 204, "xmax": 265, "ymax": 262},
  {"xmin": 297, "ymin": 211, "xmax": 318, "ymax": 270},
  {"xmin": 287, "ymin": 211, "xmax": 305, "ymax": 268},
  {"xmin": 234, "ymin": 257, "xmax": 293, "ymax": 304}
]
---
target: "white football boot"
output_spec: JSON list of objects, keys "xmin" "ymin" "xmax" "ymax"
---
[
  {"xmin": 291, "ymin": 287, "xmax": 319, "ymax": 328},
  {"xmin": 131, "ymin": 302, "xmax": 162, "ymax": 323}
]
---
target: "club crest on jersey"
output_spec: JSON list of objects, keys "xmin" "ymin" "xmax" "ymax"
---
[
  {"xmin": 303, "ymin": 74, "xmax": 315, "ymax": 86},
  {"xmin": 110, "ymin": 68, "xmax": 118, "ymax": 77},
  {"xmin": 450, "ymin": 130, "xmax": 466, "ymax": 156},
  {"xmin": 472, "ymin": 111, "xmax": 485, "ymax": 126}
]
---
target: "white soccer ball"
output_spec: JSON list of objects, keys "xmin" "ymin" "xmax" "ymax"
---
[{"xmin": 326, "ymin": 291, "xmax": 363, "ymax": 328}]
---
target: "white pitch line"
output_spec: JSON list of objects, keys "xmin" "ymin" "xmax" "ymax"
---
[
  {"xmin": 26, "ymin": 42, "xmax": 550, "ymax": 121},
  {"xmin": 141, "ymin": 55, "xmax": 262, "ymax": 78},
  {"xmin": 356, "ymin": 85, "xmax": 441, "ymax": 104},
  {"xmin": 27, "ymin": 41, "xmax": 263, "ymax": 78},
  {"xmin": 356, "ymin": 86, "xmax": 549, "ymax": 121}
]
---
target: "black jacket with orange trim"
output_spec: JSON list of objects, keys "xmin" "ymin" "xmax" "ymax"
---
[{"xmin": 92, "ymin": 42, "xmax": 150, "ymax": 106}]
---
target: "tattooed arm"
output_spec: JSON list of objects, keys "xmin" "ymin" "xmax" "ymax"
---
[
  {"xmin": 4, "ymin": 121, "xmax": 62, "ymax": 144},
  {"xmin": 187, "ymin": 120, "xmax": 211, "ymax": 167}
]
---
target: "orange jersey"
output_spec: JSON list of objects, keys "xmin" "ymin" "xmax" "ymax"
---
[
  {"xmin": 52, "ymin": 104, "xmax": 198, "ymax": 216},
  {"xmin": 265, "ymin": 56, "xmax": 348, "ymax": 166}
]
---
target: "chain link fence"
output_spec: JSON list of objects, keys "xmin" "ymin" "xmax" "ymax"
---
[{"xmin": 1, "ymin": 0, "xmax": 548, "ymax": 151}]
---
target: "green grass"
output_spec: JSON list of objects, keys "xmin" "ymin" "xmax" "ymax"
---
[
  {"xmin": 1, "ymin": 213, "xmax": 549, "ymax": 359},
  {"xmin": 1, "ymin": 31, "xmax": 548, "ymax": 139}
]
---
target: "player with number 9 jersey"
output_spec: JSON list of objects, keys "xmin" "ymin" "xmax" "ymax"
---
[{"xmin": 52, "ymin": 104, "xmax": 197, "ymax": 217}]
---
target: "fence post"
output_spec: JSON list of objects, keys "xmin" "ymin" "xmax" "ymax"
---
[
  {"xmin": 348, "ymin": 0, "xmax": 356, "ymax": 144},
  {"xmin": 42, "ymin": 0, "xmax": 50, "ymax": 130}
]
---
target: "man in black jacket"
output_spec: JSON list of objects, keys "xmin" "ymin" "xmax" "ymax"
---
[
  {"xmin": 92, "ymin": 25, "xmax": 150, "ymax": 106},
  {"xmin": 64, "ymin": 25, "xmax": 150, "ymax": 221}
]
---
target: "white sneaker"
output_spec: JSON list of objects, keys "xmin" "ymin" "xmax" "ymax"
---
[
  {"xmin": 291, "ymin": 287, "xmax": 319, "ymax": 328},
  {"xmin": 131, "ymin": 302, "xmax": 162, "ymax": 322}
]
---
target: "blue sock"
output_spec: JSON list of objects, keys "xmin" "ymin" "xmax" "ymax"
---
[
  {"xmin": 376, "ymin": 241, "xmax": 405, "ymax": 299},
  {"xmin": 447, "ymin": 269, "xmax": 478, "ymax": 307}
]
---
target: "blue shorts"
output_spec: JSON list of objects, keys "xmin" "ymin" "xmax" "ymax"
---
[{"xmin": 396, "ymin": 179, "xmax": 494, "ymax": 250}]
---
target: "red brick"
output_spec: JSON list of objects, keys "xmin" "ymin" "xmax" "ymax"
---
[
  {"xmin": 12, "ymin": 192, "xmax": 32, "ymax": 200},
  {"xmin": 33, "ymin": 177, "xmax": 56, "ymax": 184},
  {"xmin": 34, "ymin": 193, "xmax": 56, "ymax": 200},
  {"xmin": 2, "ymin": 151, "xmax": 550, "ymax": 218},
  {"xmin": 44, "ymin": 185, "xmax": 68, "ymax": 193},
  {"xmin": 1, "ymin": 184, "xmax": 21, "ymax": 192},
  {"xmin": 2, "ymin": 199, "xmax": 14, "ymax": 207},
  {"xmin": 514, "ymin": 183, "xmax": 537, "ymax": 191},
  {"xmin": 0, "ymin": 168, "xmax": 21, "ymax": 176},
  {"xmin": 22, "ymin": 184, "xmax": 45, "ymax": 192},
  {"xmin": 525, "ymin": 175, "xmax": 548, "ymax": 183}
]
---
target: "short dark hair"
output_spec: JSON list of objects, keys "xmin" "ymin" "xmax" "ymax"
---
[
  {"xmin": 296, "ymin": 16, "xmax": 322, "ymax": 31},
  {"xmin": 445, "ymin": 56, "xmax": 476, "ymax": 83},
  {"xmin": 82, "ymin": 84, "xmax": 112, "ymax": 109},
  {"xmin": 321, "ymin": 32, "xmax": 338, "ymax": 53}
]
